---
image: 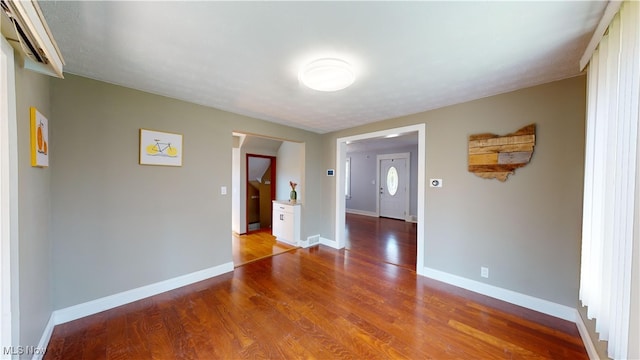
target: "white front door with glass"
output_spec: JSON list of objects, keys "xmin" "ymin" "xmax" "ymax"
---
[{"xmin": 378, "ymin": 154, "xmax": 409, "ymax": 220}]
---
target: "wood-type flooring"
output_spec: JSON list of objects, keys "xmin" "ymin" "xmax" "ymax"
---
[
  {"xmin": 232, "ymin": 229, "xmax": 297, "ymax": 267},
  {"xmin": 44, "ymin": 214, "xmax": 587, "ymax": 359}
]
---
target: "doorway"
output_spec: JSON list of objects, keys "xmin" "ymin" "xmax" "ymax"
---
[
  {"xmin": 231, "ymin": 132, "xmax": 305, "ymax": 267},
  {"xmin": 377, "ymin": 153, "xmax": 410, "ymax": 220},
  {"xmin": 246, "ymin": 154, "xmax": 276, "ymax": 233},
  {"xmin": 335, "ymin": 124, "xmax": 426, "ymax": 273}
]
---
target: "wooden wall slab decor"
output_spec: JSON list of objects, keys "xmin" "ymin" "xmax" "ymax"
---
[{"xmin": 468, "ymin": 124, "xmax": 535, "ymax": 181}]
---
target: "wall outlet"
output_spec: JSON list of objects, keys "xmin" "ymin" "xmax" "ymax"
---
[{"xmin": 481, "ymin": 266, "xmax": 489, "ymax": 278}]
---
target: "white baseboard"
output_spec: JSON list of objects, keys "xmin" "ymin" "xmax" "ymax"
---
[
  {"xmin": 345, "ymin": 209, "xmax": 417, "ymax": 223},
  {"xmin": 345, "ymin": 209, "xmax": 377, "ymax": 217},
  {"xmin": 421, "ymin": 266, "xmax": 576, "ymax": 322},
  {"xmin": 53, "ymin": 262, "xmax": 234, "ymax": 325},
  {"xmin": 37, "ymin": 261, "xmax": 586, "ymax": 357},
  {"xmin": 575, "ymin": 309, "xmax": 600, "ymax": 360},
  {"xmin": 32, "ymin": 314, "xmax": 55, "ymax": 360},
  {"xmin": 319, "ymin": 237, "xmax": 342, "ymax": 249}
]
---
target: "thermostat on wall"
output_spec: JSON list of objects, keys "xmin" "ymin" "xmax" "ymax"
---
[{"xmin": 327, "ymin": 169, "xmax": 335, "ymax": 176}]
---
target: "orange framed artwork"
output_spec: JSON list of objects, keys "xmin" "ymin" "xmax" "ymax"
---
[{"xmin": 30, "ymin": 107, "xmax": 49, "ymax": 167}]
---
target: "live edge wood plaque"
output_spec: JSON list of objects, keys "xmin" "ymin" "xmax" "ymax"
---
[{"xmin": 468, "ymin": 124, "xmax": 536, "ymax": 182}]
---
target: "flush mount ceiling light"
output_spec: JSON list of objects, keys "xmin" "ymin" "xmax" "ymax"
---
[{"xmin": 299, "ymin": 58, "xmax": 355, "ymax": 92}]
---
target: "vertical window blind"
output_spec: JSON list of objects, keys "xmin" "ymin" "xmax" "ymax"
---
[{"xmin": 580, "ymin": 1, "xmax": 639, "ymax": 359}]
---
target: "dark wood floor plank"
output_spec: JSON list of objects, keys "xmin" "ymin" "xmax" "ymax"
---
[
  {"xmin": 174, "ymin": 295, "xmax": 221, "ymax": 359},
  {"xmin": 80, "ymin": 312, "xmax": 107, "ymax": 360},
  {"xmin": 52, "ymin": 317, "xmax": 89, "ymax": 360},
  {"xmin": 242, "ymin": 265, "xmax": 384, "ymax": 359},
  {"xmin": 103, "ymin": 306, "xmax": 130, "ymax": 360},
  {"xmin": 124, "ymin": 299, "xmax": 154, "ymax": 359},
  {"xmin": 44, "ymin": 215, "xmax": 588, "ymax": 359},
  {"xmin": 43, "ymin": 327, "xmax": 66, "ymax": 359}
]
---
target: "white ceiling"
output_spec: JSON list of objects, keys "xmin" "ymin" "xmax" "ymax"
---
[{"xmin": 39, "ymin": 1, "xmax": 605, "ymax": 134}]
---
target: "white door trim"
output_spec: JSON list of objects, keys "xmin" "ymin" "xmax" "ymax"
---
[
  {"xmin": 376, "ymin": 153, "xmax": 410, "ymax": 221},
  {"xmin": 335, "ymin": 123, "xmax": 426, "ymax": 273},
  {"xmin": 1, "ymin": 35, "xmax": 19, "ymax": 350}
]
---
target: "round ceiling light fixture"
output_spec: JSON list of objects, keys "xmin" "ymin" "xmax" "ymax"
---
[{"xmin": 299, "ymin": 58, "xmax": 355, "ymax": 92}]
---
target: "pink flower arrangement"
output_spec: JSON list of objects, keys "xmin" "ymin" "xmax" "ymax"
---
[{"xmin": 289, "ymin": 181, "xmax": 297, "ymax": 191}]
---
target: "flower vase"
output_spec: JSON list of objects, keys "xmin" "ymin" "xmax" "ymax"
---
[{"xmin": 290, "ymin": 190, "xmax": 297, "ymax": 204}]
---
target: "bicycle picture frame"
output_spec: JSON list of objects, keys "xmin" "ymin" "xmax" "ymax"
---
[{"xmin": 139, "ymin": 128, "xmax": 183, "ymax": 166}]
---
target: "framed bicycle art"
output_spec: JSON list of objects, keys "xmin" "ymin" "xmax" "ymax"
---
[{"xmin": 139, "ymin": 128, "xmax": 183, "ymax": 166}]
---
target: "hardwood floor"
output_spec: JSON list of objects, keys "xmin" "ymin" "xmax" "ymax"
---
[
  {"xmin": 345, "ymin": 213, "xmax": 416, "ymax": 269},
  {"xmin": 232, "ymin": 230, "xmax": 297, "ymax": 267},
  {"xmin": 44, "ymin": 219, "xmax": 588, "ymax": 359}
]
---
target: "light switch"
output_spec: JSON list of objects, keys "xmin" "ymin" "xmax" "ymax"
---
[{"xmin": 221, "ymin": 186, "xmax": 227, "ymax": 195}]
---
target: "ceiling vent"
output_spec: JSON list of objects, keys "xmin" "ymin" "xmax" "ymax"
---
[{"xmin": 1, "ymin": 0, "xmax": 64, "ymax": 78}]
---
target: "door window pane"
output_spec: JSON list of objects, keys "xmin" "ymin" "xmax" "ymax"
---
[{"xmin": 387, "ymin": 166, "xmax": 398, "ymax": 196}]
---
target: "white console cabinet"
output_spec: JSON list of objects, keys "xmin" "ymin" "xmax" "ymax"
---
[{"xmin": 272, "ymin": 201, "xmax": 300, "ymax": 246}]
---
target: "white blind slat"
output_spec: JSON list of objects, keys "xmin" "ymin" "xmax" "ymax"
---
[{"xmin": 580, "ymin": 1, "xmax": 639, "ymax": 358}]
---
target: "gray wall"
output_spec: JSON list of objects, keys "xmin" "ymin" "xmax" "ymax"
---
[
  {"xmin": 321, "ymin": 76, "xmax": 586, "ymax": 307},
  {"xmin": 14, "ymin": 65, "xmax": 53, "ymax": 348},
  {"xmin": 276, "ymin": 142, "xmax": 304, "ymax": 202},
  {"xmin": 49, "ymin": 74, "xmax": 324, "ymax": 309},
  {"xmin": 346, "ymin": 144, "xmax": 418, "ymax": 217}
]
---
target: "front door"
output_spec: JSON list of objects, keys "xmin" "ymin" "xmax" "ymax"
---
[{"xmin": 379, "ymin": 155, "xmax": 408, "ymax": 220}]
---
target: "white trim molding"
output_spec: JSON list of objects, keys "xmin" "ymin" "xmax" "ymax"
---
[
  {"xmin": 33, "ymin": 263, "xmax": 234, "ymax": 357},
  {"xmin": 319, "ymin": 237, "xmax": 340, "ymax": 249},
  {"xmin": 1, "ymin": 35, "xmax": 19, "ymax": 352},
  {"xmin": 579, "ymin": 1, "xmax": 623, "ymax": 70},
  {"xmin": 32, "ymin": 314, "xmax": 55, "ymax": 360},
  {"xmin": 421, "ymin": 266, "xmax": 576, "ymax": 322},
  {"xmin": 345, "ymin": 208, "xmax": 377, "ymax": 217},
  {"xmin": 575, "ymin": 310, "xmax": 600, "ymax": 360},
  {"xmin": 336, "ymin": 123, "xmax": 426, "ymax": 270},
  {"xmin": 53, "ymin": 262, "xmax": 234, "ymax": 325}
]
